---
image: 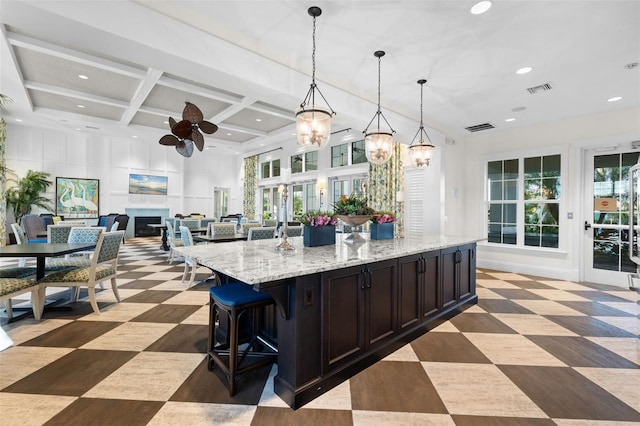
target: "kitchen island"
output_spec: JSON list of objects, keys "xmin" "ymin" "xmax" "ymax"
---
[{"xmin": 174, "ymin": 234, "xmax": 480, "ymax": 408}]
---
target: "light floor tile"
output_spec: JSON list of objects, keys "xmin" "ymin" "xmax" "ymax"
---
[
  {"xmin": 585, "ymin": 337, "xmax": 640, "ymax": 364},
  {"xmin": 303, "ymin": 381, "xmax": 351, "ymax": 410},
  {"xmin": 539, "ymin": 281, "xmax": 594, "ymax": 291},
  {"xmin": 492, "ymin": 313, "xmax": 579, "ymax": 336},
  {"xmin": 600, "ymin": 291, "xmax": 639, "ymax": 302},
  {"xmin": 151, "ymin": 280, "xmax": 196, "ymax": 291},
  {"xmin": 0, "ymin": 346, "xmax": 74, "ymax": 389},
  {"xmin": 162, "ymin": 290, "xmax": 209, "ymax": 306},
  {"xmin": 574, "ymin": 368, "xmax": 640, "ymax": 412},
  {"xmin": 463, "ymin": 333, "xmax": 566, "ymax": 366},
  {"xmin": 485, "ymin": 273, "xmax": 533, "ymax": 281},
  {"xmin": 512, "ymin": 300, "xmax": 586, "ymax": 316},
  {"xmin": 422, "ymin": 362, "xmax": 547, "ymax": 418},
  {"xmin": 554, "ymin": 419, "xmax": 640, "ymax": 425},
  {"xmin": 147, "ymin": 401, "xmax": 256, "ymax": 426},
  {"xmin": 83, "ymin": 352, "xmax": 204, "ymax": 401},
  {"xmin": 352, "ymin": 411, "xmax": 455, "ymax": 426},
  {"xmin": 80, "ymin": 322, "xmax": 176, "ymax": 351},
  {"xmin": 105, "ymin": 288, "xmax": 145, "ymax": 301},
  {"xmin": 463, "ymin": 305, "xmax": 487, "ymax": 314},
  {"xmin": 180, "ymin": 305, "xmax": 210, "ymax": 325},
  {"xmin": 76, "ymin": 302, "xmax": 155, "ymax": 322},
  {"xmin": 127, "ymin": 265, "xmax": 174, "ymax": 273},
  {"xmin": 0, "ymin": 393, "xmax": 76, "ymax": 425},
  {"xmin": 476, "ymin": 288, "xmax": 506, "ymax": 300},
  {"xmin": 383, "ymin": 343, "xmax": 420, "ymax": 362},
  {"xmin": 141, "ymin": 272, "xmax": 187, "ymax": 281},
  {"xmin": 527, "ymin": 289, "xmax": 591, "ymax": 302},
  {"xmin": 599, "ymin": 302, "xmax": 639, "ymax": 316},
  {"xmin": 476, "ymin": 279, "xmax": 520, "ymax": 289},
  {"xmin": 258, "ymin": 365, "xmax": 289, "ymax": 407},
  {"xmin": 430, "ymin": 321, "xmax": 460, "ymax": 333},
  {"xmin": 594, "ymin": 316, "xmax": 640, "ymax": 335},
  {"xmin": 4, "ymin": 319, "xmax": 73, "ymax": 345}
]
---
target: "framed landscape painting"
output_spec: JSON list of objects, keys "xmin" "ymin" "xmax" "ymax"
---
[
  {"xmin": 129, "ymin": 174, "xmax": 168, "ymax": 195},
  {"xmin": 56, "ymin": 177, "xmax": 100, "ymax": 218}
]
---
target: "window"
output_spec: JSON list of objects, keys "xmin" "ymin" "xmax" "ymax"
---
[
  {"xmin": 291, "ymin": 154, "xmax": 303, "ymax": 173},
  {"xmin": 291, "ymin": 151, "xmax": 317, "ymax": 174},
  {"xmin": 486, "ymin": 154, "xmax": 562, "ymax": 248},
  {"xmin": 272, "ymin": 159, "xmax": 281, "ymax": 178},
  {"xmin": 261, "ymin": 160, "xmax": 280, "ymax": 179},
  {"xmin": 331, "ymin": 144, "xmax": 349, "ymax": 167},
  {"xmin": 352, "ymin": 140, "xmax": 367, "ymax": 164},
  {"xmin": 292, "ymin": 184, "xmax": 304, "ymax": 216}
]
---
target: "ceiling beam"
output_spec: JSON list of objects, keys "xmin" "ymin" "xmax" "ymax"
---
[
  {"xmin": 120, "ymin": 68, "xmax": 163, "ymax": 125},
  {"xmin": 23, "ymin": 81, "xmax": 129, "ymax": 108}
]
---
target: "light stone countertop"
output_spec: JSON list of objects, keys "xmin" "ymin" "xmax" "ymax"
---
[{"xmin": 173, "ymin": 234, "xmax": 482, "ymax": 285}]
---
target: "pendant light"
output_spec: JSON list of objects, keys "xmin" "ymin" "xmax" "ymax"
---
[
  {"xmin": 408, "ymin": 79, "xmax": 435, "ymax": 168},
  {"xmin": 363, "ymin": 51, "xmax": 395, "ymax": 165},
  {"xmin": 295, "ymin": 6, "xmax": 335, "ymax": 149}
]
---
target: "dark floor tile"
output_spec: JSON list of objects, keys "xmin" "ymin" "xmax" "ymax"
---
[
  {"xmin": 41, "ymin": 300, "xmax": 114, "ymax": 321},
  {"xmin": 251, "ymin": 406, "xmax": 353, "ymax": 426},
  {"xmin": 477, "ymin": 298, "xmax": 535, "ymax": 314},
  {"xmin": 20, "ymin": 320, "xmax": 122, "ymax": 347},
  {"xmin": 123, "ymin": 290, "xmax": 181, "ymax": 304},
  {"xmin": 490, "ymin": 289, "xmax": 547, "ymax": 300},
  {"xmin": 117, "ymin": 271, "xmax": 154, "ymax": 280},
  {"xmin": 116, "ymin": 264, "xmax": 146, "ymax": 271},
  {"xmin": 3, "ymin": 349, "xmax": 136, "ymax": 396},
  {"xmin": 568, "ymin": 290, "xmax": 636, "ymax": 302},
  {"xmin": 350, "ymin": 361, "xmax": 447, "ymax": 413},
  {"xmin": 449, "ymin": 313, "xmax": 517, "ymax": 334},
  {"xmin": 144, "ymin": 324, "xmax": 208, "ymax": 353},
  {"xmin": 544, "ymin": 315, "xmax": 637, "ymax": 337},
  {"xmin": 130, "ymin": 304, "xmax": 201, "ymax": 323},
  {"xmin": 555, "ymin": 300, "xmax": 634, "ymax": 317},
  {"xmin": 411, "ymin": 332, "xmax": 491, "ymax": 363},
  {"xmin": 452, "ymin": 415, "xmax": 555, "ymax": 425},
  {"xmin": 503, "ymin": 280, "xmax": 555, "ymax": 290},
  {"xmin": 526, "ymin": 335, "xmax": 639, "ymax": 368},
  {"xmin": 119, "ymin": 280, "xmax": 168, "ymax": 290},
  {"xmin": 499, "ymin": 365, "xmax": 640, "ymax": 421},
  {"xmin": 170, "ymin": 358, "xmax": 271, "ymax": 405},
  {"xmin": 44, "ymin": 398, "xmax": 163, "ymax": 426},
  {"xmin": 475, "ymin": 272, "xmax": 496, "ymax": 281}
]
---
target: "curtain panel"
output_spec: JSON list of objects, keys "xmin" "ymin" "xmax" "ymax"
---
[
  {"xmin": 243, "ymin": 156, "xmax": 258, "ymax": 220},
  {"xmin": 368, "ymin": 142, "xmax": 405, "ymax": 236}
]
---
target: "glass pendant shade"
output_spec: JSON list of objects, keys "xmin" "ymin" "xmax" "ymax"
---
[
  {"xmin": 365, "ymin": 130, "xmax": 394, "ymax": 165},
  {"xmin": 409, "ymin": 142, "xmax": 434, "ymax": 168},
  {"xmin": 296, "ymin": 105, "xmax": 332, "ymax": 148}
]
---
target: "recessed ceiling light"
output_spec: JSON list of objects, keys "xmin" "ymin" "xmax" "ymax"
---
[
  {"xmin": 15, "ymin": 118, "xmax": 22, "ymax": 122},
  {"xmin": 505, "ymin": 118, "xmax": 516, "ymax": 122},
  {"xmin": 255, "ymin": 118, "xmax": 262, "ymax": 122},
  {"xmin": 75, "ymin": 128, "xmax": 81, "ymax": 131},
  {"xmin": 163, "ymin": 121, "xmax": 169, "ymax": 124},
  {"xmin": 226, "ymin": 133, "xmax": 232, "ymax": 136},
  {"xmin": 78, "ymin": 74, "xmax": 88, "ymax": 80},
  {"xmin": 471, "ymin": 1, "xmax": 492, "ymax": 15},
  {"xmin": 235, "ymin": 151, "xmax": 240, "ymax": 155},
  {"xmin": 607, "ymin": 96, "xmax": 622, "ymax": 102},
  {"xmin": 132, "ymin": 135, "xmax": 138, "ymax": 138},
  {"xmin": 516, "ymin": 67, "xmax": 533, "ymax": 75},
  {"xmin": 77, "ymin": 104, "xmax": 85, "ymax": 108},
  {"xmin": 260, "ymin": 143, "xmax": 264, "ymax": 146},
  {"xmin": 512, "ymin": 106, "xmax": 527, "ymax": 112}
]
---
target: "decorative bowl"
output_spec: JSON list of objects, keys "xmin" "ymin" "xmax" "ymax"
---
[{"xmin": 336, "ymin": 215, "xmax": 370, "ymax": 243}]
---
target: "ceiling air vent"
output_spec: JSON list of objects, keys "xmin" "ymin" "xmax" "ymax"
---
[
  {"xmin": 527, "ymin": 82, "xmax": 553, "ymax": 94},
  {"xmin": 465, "ymin": 123, "xmax": 495, "ymax": 132},
  {"xmin": 85, "ymin": 125, "xmax": 100, "ymax": 130}
]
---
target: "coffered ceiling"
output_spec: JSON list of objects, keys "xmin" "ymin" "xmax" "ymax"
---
[{"xmin": 1, "ymin": 1, "xmax": 638, "ymax": 155}]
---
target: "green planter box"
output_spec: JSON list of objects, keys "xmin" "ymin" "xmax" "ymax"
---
[
  {"xmin": 370, "ymin": 223, "xmax": 394, "ymax": 240},
  {"xmin": 303, "ymin": 225, "xmax": 336, "ymax": 247}
]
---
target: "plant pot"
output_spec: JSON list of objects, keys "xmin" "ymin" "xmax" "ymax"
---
[
  {"xmin": 370, "ymin": 222, "xmax": 394, "ymax": 240},
  {"xmin": 303, "ymin": 225, "xmax": 336, "ymax": 247}
]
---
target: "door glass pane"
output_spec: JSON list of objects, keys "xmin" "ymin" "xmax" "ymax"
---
[
  {"xmin": 332, "ymin": 180, "xmax": 348, "ymax": 205},
  {"xmin": 306, "ymin": 183, "xmax": 317, "ymax": 211},
  {"xmin": 292, "ymin": 185, "xmax": 303, "ymax": 216},
  {"xmin": 262, "ymin": 188, "xmax": 271, "ymax": 220}
]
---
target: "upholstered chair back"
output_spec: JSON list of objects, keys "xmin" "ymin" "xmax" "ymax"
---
[
  {"xmin": 209, "ymin": 223, "xmax": 236, "ymax": 237},
  {"xmin": 248, "ymin": 227, "xmax": 277, "ymax": 241}
]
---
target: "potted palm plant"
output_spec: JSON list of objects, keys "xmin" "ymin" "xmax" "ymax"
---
[{"xmin": 6, "ymin": 170, "xmax": 53, "ymax": 225}]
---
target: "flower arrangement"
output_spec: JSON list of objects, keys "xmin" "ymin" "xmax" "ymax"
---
[
  {"xmin": 300, "ymin": 210, "xmax": 337, "ymax": 227},
  {"xmin": 371, "ymin": 210, "xmax": 396, "ymax": 224},
  {"xmin": 333, "ymin": 193, "xmax": 375, "ymax": 216}
]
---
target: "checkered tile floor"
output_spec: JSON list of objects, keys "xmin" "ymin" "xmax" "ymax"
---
[{"xmin": 1, "ymin": 237, "xmax": 638, "ymax": 425}]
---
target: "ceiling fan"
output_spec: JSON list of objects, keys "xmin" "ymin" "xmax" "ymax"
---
[{"xmin": 159, "ymin": 102, "xmax": 218, "ymax": 157}]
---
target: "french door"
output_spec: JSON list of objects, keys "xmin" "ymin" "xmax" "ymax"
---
[{"xmin": 584, "ymin": 146, "xmax": 639, "ymax": 286}]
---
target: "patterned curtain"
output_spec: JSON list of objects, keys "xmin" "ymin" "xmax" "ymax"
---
[
  {"xmin": 243, "ymin": 156, "xmax": 258, "ymax": 220},
  {"xmin": 0, "ymin": 111, "xmax": 6, "ymax": 247},
  {"xmin": 368, "ymin": 142, "xmax": 405, "ymax": 235}
]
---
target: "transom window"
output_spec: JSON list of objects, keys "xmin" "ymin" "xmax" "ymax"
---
[
  {"xmin": 331, "ymin": 140, "xmax": 367, "ymax": 167},
  {"xmin": 291, "ymin": 151, "xmax": 317, "ymax": 174}
]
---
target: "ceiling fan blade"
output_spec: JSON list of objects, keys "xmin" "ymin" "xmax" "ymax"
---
[
  {"xmin": 159, "ymin": 134, "xmax": 179, "ymax": 146},
  {"xmin": 172, "ymin": 119, "xmax": 192, "ymax": 138},
  {"xmin": 176, "ymin": 139, "xmax": 194, "ymax": 157},
  {"xmin": 192, "ymin": 131, "xmax": 204, "ymax": 151},
  {"xmin": 183, "ymin": 102, "xmax": 204, "ymax": 123},
  {"xmin": 168, "ymin": 116, "xmax": 177, "ymax": 130},
  {"xmin": 198, "ymin": 120, "xmax": 218, "ymax": 134}
]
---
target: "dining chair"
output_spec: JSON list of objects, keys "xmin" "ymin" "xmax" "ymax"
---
[
  {"xmin": 47, "ymin": 224, "xmax": 75, "ymax": 244},
  {"xmin": 21, "ymin": 214, "xmax": 47, "ymax": 243},
  {"xmin": 1, "ymin": 276, "xmax": 42, "ymax": 320},
  {"xmin": 10, "ymin": 224, "xmax": 28, "ymax": 267},
  {"xmin": 180, "ymin": 218, "xmax": 200, "ymax": 231},
  {"xmin": 263, "ymin": 219, "xmax": 277, "ymax": 227},
  {"xmin": 37, "ymin": 231, "xmax": 125, "ymax": 315},
  {"xmin": 283, "ymin": 226, "xmax": 303, "ymax": 237},
  {"xmin": 247, "ymin": 227, "xmax": 277, "ymax": 241},
  {"xmin": 166, "ymin": 220, "xmax": 184, "ymax": 264},
  {"xmin": 179, "ymin": 225, "xmax": 198, "ymax": 286},
  {"xmin": 241, "ymin": 223, "xmax": 261, "ymax": 235},
  {"xmin": 199, "ymin": 218, "xmax": 217, "ymax": 229},
  {"xmin": 209, "ymin": 223, "xmax": 236, "ymax": 238}
]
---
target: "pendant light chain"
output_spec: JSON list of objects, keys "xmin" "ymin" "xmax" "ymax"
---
[
  {"xmin": 376, "ymin": 54, "xmax": 382, "ymax": 128},
  {"xmin": 420, "ymin": 80, "xmax": 424, "ymax": 129},
  {"xmin": 311, "ymin": 14, "xmax": 316, "ymax": 86}
]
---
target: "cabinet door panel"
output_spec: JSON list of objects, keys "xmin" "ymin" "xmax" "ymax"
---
[
  {"xmin": 441, "ymin": 247, "xmax": 458, "ymax": 310},
  {"xmin": 322, "ymin": 266, "xmax": 365, "ymax": 369},
  {"xmin": 399, "ymin": 254, "xmax": 421, "ymax": 330},
  {"xmin": 423, "ymin": 251, "xmax": 440, "ymax": 319},
  {"xmin": 367, "ymin": 259, "xmax": 397, "ymax": 347},
  {"xmin": 459, "ymin": 244, "xmax": 474, "ymax": 300}
]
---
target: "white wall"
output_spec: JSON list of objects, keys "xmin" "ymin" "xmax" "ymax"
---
[
  {"xmin": 4, "ymin": 124, "xmax": 241, "ymax": 221},
  {"xmin": 458, "ymin": 106, "xmax": 640, "ymax": 281}
]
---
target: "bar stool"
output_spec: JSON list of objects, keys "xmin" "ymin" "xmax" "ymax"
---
[{"xmin": 207, "ymin": 282, "xmax": 277, "ymax": 395}]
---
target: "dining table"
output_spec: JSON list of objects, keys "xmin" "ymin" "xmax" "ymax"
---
[
  {"xmin": 0, "ymin": 242, "xmax": 97, "ymax": 280},
  {"xmin": 147, "ymin": 224, "xmax": 169, "ymax": 251}
]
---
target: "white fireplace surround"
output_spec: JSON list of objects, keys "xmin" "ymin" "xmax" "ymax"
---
[{"xmin": 124, "ymin": 207, "xmax": 170, "ymax": 238}]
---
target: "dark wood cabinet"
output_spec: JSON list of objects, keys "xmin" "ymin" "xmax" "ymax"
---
[
  {"xmin": 322, "ymin": 259, "xmax": 397, "ymax": 371},
  {"xmin": 442, "ymin": 244, "xmax": 476, "ymax": 308},
  {"xmin": 398, "ymin": 250, "xmax": 441, "ymax": 331}
]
